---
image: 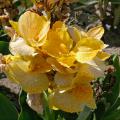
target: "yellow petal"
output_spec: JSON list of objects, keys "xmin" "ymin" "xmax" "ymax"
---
[
  {"xmin": 74, "ymin": 37, "xmax": 105, "ymax": 63},
  {"xmin": 87, "ymin": 25, "xmax": 104, "ymax": 40},
  {"xmin": 74, "ymin": 37, "xmax": 104, "ymax": 51},
  {"xmin": 73, "ymin": 64, "xmax": 94, "ymax": 85},
  {"xmin": 97, "ymin": 51, "xmax": 110, "ymax": 61},
  {"xmin": 75, "ymin": 49, "xmax": 99, "ymax": 63},
  {"xmin": 54, "ymin": 72, "xmax": 75, "ymax": 91},
  {"xmin": 47, "ymin": 57, "xmax": 69, "ymax": 73},
  {"xmin": 57, "ymin": 52, "xmax": 75, "ymax": 68},
  {"xmin": 5, "ymin": 55, "xmax": 49, "ymax": 93},
  {"xmin": 52, "ymin": 21, "xmax": 66, "ymax": 30},
  {"xmin": 9, "ymin": 20, "xmax": 19, "ymax": 34},
  {"xmin": 49, "ymin": 85, "xmax": 96, "ymax": 113},
  {"xmin": 18, "ymin": 11, "xmax": 50, "ymax": 44},
  {"xmin": 42, "ymin": 29, "xmax": 73, "ymax": 58},
  {"xmin": 87, "ymin": 57, "xmax": 107, "ymax": 78},
  {"xmin": 68, "ymin": 26, "xmax": 85, "ymax": 43},
  {"xmin": 47, "ymin": 57, "xmax": 79, "ymax": 74},
  {"xmin": 29, "ymin": 54, "xmax": 52, "ymax": 73},
  {"xmin": 4, "ymin": 55, "xmax": 30, "ymax": 72}
]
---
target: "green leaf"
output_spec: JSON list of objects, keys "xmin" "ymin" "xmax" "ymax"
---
[
  {"xmin": 18, "ymin": 91, "xmax": 42, "ymax": 120},
  {"xmin": 57, "ymin": 115, "xmax": 66, "ymax": 120},
  {"xmin": 102, "ymin": 109, "xmax": 120, "ymax": 120},
  {"xmin": 42, "ymin": 91, "xmax": 55, "ymax": 120},
  {"xmin": 100, "ymin": 55, "xmax": 120, "ymax": 119},
  {"xmin": 76, "ymin": 107, "xmax": 92, "ymax": 120},
  {"xmin": 0, "ymin": 41, "xmax": 9, "ymax": 55},
  {"xmin": 110, "ymin": 0, "xmax": 120, "ymax": 4},
  {"xmin": 0, "ymin": 93, "xmax": 18, "ymax": 120},
  {"xmin": 78, "ymin": 0, "xmax": 98, "ymax": 5}
]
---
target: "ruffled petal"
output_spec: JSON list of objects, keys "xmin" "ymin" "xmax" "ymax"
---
[
  {"xmin": 4, "ymin": 55, "xmax": 49, "ymax": 93},
  {"xmin": 49, "ymin": 85, "xmax": 96, "ymax": 113},
  {"xmin": 57, "ymin": 52, "xmax": 75, "ymax": 68},
  {"xmin": 42, "ymin": 21, "xmax": 73, "ymax": 58},
  {"xmin": 87, "ymin": 58, "xmax": 107, "ymax": 78},
  {"xmin": 54, "ymin": 72, "xmax": 75, "ymax": 91},
  {"xmin": 73, "ymin": 64, "xmax": 94, "ymax": 85},
  {"xmin": 73, "ymin": 37, "xmax": 105, "ymax": 63},
  {"xmin": 47, "ymin": 57, "xmax": 79, "ymax": 74},
  {"xmin": 29, "ymin": 54, "xmax": 52, "ymax": 73}
]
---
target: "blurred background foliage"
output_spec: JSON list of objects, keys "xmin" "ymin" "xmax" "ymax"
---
[{"xmin": 0, "ymin": 0, "xmax": 120, "ymax": 120}]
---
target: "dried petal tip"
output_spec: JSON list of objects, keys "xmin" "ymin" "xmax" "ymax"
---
[{"xmin": 26, "ymin": 93, "xmax": 43, "ymax": 114}]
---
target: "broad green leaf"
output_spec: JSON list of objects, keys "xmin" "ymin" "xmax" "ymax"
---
[
  {"xmin": 0, "ymin": 41, "xmax": 9, "ymax": 55},
  {"xmin": 94, "ymin": 101, "xmax": 106, "ymax": 120},
  {"xmin": 76, "ymin": 107, "xmax": 92, "ymax": 120},
  {"xmin": 18, "ymin": 91, "xmax": 42, "ymax": 120},
  {"xmin": 0, "ymin": 93, "xmax": 18, "ymax": 120}
]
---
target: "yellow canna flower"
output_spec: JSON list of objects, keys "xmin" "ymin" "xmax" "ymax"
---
[
  {"xmin": 4, "ymin": 55, "xmax": 49, "ymax": 93},
  {"xmin": 10, "ymin": 11, "xmax": 50, "ymax": 48},
  {"xmin": 4, "ymin": 14, "xmax": 110, "ymax": 113}
]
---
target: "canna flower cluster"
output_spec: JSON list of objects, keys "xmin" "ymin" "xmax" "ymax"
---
[{"xmin": 3, "ymin": 11, "xmax": 110, "ymax": 113}]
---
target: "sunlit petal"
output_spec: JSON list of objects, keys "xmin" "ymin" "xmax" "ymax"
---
[
  {"xmin": 18, "ymin": 11, "xmax": 50, "ymax": 45},
  {"xmin": 97, "ymin": 51, "xmax": 110, "ymax": 61},
  {"xmin": 42, "ymin": 29, "xmax": 73, "ymax": 58},
  {"xmin": 74, "ymin": 37, "xmax": 105, "ymax": 63},
  {"xmin": 87, "ymin": 25, "xmax": 104, "ymax": 40}
]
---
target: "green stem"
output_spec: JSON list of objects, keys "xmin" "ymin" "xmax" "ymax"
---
[{"xmin": 43, "ymin": 91, "xmax": 55, "ymax": 120}]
